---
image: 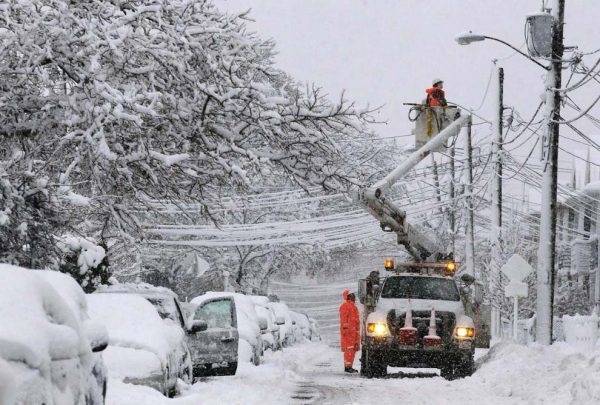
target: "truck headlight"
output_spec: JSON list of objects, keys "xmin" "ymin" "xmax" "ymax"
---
[
  {"xmin": 454, "ymin": 326, "xmax": 475, "ymax": 338},
  {"xmin": 367, "ymin": 322, "xmax": 389, "ymax": 337}
]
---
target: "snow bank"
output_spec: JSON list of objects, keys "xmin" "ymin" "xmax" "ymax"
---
[
  {"xmin": 477, "ymin": 341, "xmax": 600, "ymax": 403},
  {"xmin": 107, "ymin": 343, "xmax": 315, "ymax": 405}
]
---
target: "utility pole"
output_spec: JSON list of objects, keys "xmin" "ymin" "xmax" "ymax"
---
[
  {"xmin": 449, "ymin": 143, "xmax": 456, "ymax": 253},
  {"xmin": 464, "ymin": 116, "xmax": 475, "ymax": 279},
  {"xmin": 490, "ymin": 65, "xmax": 504, "ymax": 340},
  {"xmin": 536, "ymin": 0, "xmax": 565, "ymax": 345}
]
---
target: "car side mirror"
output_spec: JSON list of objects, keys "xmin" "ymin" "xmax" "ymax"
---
[
  {"xmin": 188, "ymin": 320, "xmax": 208, "ymax": 334},
  {"xmin": 258, "ymin": 317, "xmax": 268, "ymax": 332},
  {"xmin": 292, "ymin": 320, "xmax": 296, "ymax": 325},
  {"xmin": 275, "ymin": 316, "xmax": 285, "ymax": 325},
  {"xmin": 460, "ymin": 273, "xmax": 475, "ymax": 286},
  {"xmin": 85, "ymin": 321, "xmax": 109, "ymax": 353}
]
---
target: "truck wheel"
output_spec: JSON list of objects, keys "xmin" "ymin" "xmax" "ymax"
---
[
  {"xmin": 360, "ymin": 349, "xmax": 386, "ymax": 378},
  {"xmin": 441, "ymin": 353, "xmax": 474, "ymax": 380},
  {"xmin": 222, "ymin": 361, "xmax": 238, "ymax": 375}
]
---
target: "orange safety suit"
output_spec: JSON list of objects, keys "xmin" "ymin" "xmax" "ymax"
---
[
  {"xmin": 425, "ymin": 87, "xmax": 447, "ymax": 107},
  {"xmin": 339, "ymin": 289, "xmax": 360, "ymax": 368}
]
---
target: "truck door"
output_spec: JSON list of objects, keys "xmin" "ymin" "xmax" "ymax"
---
[{"xmin": 190, "ymin": 297, "xmax": 239, "ymax": 367}]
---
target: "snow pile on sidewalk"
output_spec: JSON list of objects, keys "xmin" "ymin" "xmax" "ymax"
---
[
  {"xmin": 476, "ymin": 341, "xmax": 600, "ymax": 403},
  {"xmin": 107, "ymin": 342, "xmax": 325, "ymax": 405}
]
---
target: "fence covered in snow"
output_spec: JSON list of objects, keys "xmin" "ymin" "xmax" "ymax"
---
[{"xmin": 501, "ymin": 313, "xmax": 599, "ymax": 346}]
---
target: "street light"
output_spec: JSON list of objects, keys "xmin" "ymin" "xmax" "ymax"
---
[{"xmin": 455, "ymin": 31, "xmax": 549, "ymax": 70}]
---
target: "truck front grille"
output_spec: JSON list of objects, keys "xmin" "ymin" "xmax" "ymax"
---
[{"xmin": 387, "ymin": 310, "xmax": 456, "ymax": 342}]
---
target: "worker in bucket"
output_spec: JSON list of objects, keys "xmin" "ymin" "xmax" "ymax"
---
[
  {"xmin": 339, "ymin": 289, "xmax": 360, "ymax": 373},
  {"xmin": 425, "ymin": 78, "xmax": 447, "ymax": 107}
]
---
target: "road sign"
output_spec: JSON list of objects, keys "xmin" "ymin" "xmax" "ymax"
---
[
  {"xmin": 500, "ymin": 254, "xmax": 533, "ymax": 282},
  {"xmin": 500, "ymin": 254, "xmax": 534, "ymax": 341},
  {"xmin": 505, "ymin": 281, "xmax": 528, "ymax": 298}
]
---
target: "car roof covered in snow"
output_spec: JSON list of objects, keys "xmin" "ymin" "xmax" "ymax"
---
[
  {"xmin": 96, "ymin": 282, "xmax": 179, "ymax": 299},
  {"xmin": 0, "ymin": 264, "xmax": 86, "ymax": 371},
  {"xmin": 35, "ymin": 270, "xmax": 90, "ymax": 323}
]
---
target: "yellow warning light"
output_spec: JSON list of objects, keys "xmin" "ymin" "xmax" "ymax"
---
[
  {"xmin": 384, "ymin": 258, "xmax": 395, "ymax": 270},
  {"xmin": 446, "ymin": 262, "xmax": 456, "ymax": 271}
]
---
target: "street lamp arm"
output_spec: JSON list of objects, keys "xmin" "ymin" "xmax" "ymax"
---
[{"xmin": 483, "ymin": 36, "xmax": 550, "ymax": 70}]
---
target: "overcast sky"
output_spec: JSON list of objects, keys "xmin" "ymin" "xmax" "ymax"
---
[{"xmin": 218, "ymin": 0, "xmax": 600, "ymax": 189}]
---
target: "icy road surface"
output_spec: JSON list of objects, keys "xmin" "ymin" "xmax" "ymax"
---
[{"xmin": 108, "ymin": 341, "xmax": 600, "ymax": 405}]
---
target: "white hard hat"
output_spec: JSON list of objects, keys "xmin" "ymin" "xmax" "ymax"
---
[{"xmin": 432, "ymin": 78, "xmax": 443, "ymax": 86}]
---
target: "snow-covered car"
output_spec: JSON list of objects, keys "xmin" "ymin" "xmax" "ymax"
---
[
  {"xmin": 290, "ymin": 311, "xmax": 312, "ymax": 342},
  {"xmin": 267, "ymin": 301, "xmax": 295, "ymax": 347},
  {"xmin": 250, "ymin": 295, "xmax": 281, "ymax": 351},
  {"xmin": 191, "ymin": 292, "xmax": 263, "ymax": 367},
  {"xmin": 35, "ymin": 270, "xmax": 109, "ymax": 404},
  {"xmin": 87, "ymin": 293, "xmax": 194, "ymax": 397},
  {"xmin": 0, "ymin": 264, "xmax": 109, "ymax": 405},
  {"xmin": 188, "ymin": 294, "xmax": 239, "ymax": 376}
]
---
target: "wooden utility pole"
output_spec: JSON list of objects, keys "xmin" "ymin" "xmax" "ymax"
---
[
  {"xmin": 490, "ymin": 65, "xmax": 504, "ymax": 340},
  {"xmin": 536, "ymin": 0, "xmax": 565, "ymax": 345}
]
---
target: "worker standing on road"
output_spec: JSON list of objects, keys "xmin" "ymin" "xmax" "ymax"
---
[
  {"xmin": 339, "ymin": 289, "xmax": 360, "ymax": 373},
  {"xmin": 425, "ymin": 79, "xmax": 447, "ymax": 107}
]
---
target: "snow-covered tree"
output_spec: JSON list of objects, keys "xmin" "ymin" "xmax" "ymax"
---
[{"xmin": 1, "ymin": 0, "xmax": 375, "ymax": 249}]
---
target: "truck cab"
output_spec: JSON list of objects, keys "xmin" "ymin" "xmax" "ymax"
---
[{"xmin": 358, "ymin": 260, "xmax": 477, "ymax": 379}]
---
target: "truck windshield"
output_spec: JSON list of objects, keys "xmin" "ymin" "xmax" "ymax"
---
[{"xmin": 380, "ymin": 276, "xmax": 460, "ymax": 301}]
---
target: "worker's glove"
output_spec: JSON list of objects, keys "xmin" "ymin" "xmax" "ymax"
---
[{"xmin": 354, "ymin": 343, "xmax": 360, "ymax": 351}]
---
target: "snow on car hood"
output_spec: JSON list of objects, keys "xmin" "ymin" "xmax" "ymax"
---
[
  {"xmin": 0, "ymin": 264, "xmax": 83, "ymax": 371},
  {"xmin": 376, "ymin": 297, "xmax": 465, "ymax": 317},
  {"xmin": 102, "ymin": 346, "xmax": 162, "ymax": 380},
  {"xmin": 87, "ymin": 293, "xmax": 184, "ymax": 365}
]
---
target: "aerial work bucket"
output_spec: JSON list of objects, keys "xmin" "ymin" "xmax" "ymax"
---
[{"xmin": 409, "ymin": 105, "xmax": 459, "ymax": 150}]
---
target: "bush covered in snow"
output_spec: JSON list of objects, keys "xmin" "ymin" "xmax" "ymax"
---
[{"xmin": 57, "ymin": 237, "xmax": 111, "ymax": 293}]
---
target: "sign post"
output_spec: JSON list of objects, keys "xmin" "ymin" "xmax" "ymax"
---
[{"xmin": 500, "ymin": 254, "xmax": 534, "ymax": 341}]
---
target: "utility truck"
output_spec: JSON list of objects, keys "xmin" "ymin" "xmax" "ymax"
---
[{"xmin": 355, "ymin": 108, "xmax": 488, "ymax": 379}]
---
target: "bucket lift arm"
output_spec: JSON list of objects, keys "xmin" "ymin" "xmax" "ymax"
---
[{"xmin": 358, "ymin": 114, "xmax": 470, "ymax": 261}]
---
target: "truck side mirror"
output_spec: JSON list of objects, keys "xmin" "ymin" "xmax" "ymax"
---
[
  {"xmin": 358, "ymin": 279, "xmax": 367, "ymax": 304},
  {"xmin": 460, "ymin": 273, "xmax": 475, "ymax": 286}
]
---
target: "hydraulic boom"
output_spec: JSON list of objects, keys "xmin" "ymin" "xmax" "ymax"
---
[{"xmin": 358, "ymin": 113, "xmax": 470, "ymax": 261}]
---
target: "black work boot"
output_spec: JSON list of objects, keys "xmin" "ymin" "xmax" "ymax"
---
[{"xmin": 344, "ymin": 367, "xmax": 358, "ymax": 373}]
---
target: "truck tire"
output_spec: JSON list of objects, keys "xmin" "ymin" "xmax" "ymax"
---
[
  {"xmin": 360, "ymin": 348, "xmax": 386, "ymax": 378},
  {"xmin": 223, "ymin": 361, "xmax": 238, "ymax": 376},
  {"xmin": 441, "ymin": 352, "xmax": 474, "ymax": 380}
]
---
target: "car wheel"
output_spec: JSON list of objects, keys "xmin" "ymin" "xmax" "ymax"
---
[
  {"xmin": 253, "ymin": 347, "xmax": 261, "ymax": 366},
  {"xmin": 223, "ymin": 362, "xmax": 238, "ymax": 375}
]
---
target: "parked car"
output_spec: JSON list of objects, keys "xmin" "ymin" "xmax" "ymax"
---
[
  {"xmin": 87, "ymin": 293, "xmax": 197, "ymax": 397},
  {"xmin": 0, "ymin": 264, "xmax": 108, "ymax": 404},
  {"xmin": 35, "ymin": 270, "xmax": 109, "ymax": 403},
  {"xmin": 188, "ymin": 294, "xmax": 239, "ymax": 376},
  {"xmin": 267, "ymin": 301, "xmax": 295, "ymax": 347},
  {"xmin": 290, "ymin": 311, "xmax": 312, "ymax": 342},
  {"xmin": 250, "ymin": 295, "xmax": 281, "ymax": 351},
  {"xmin": 191, "ymin": 292, "xmax": 263, "ymax": 367}
]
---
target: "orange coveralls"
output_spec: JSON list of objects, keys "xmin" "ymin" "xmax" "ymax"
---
[
  {"xmin": 425, "ymin": 87, "xmax": 447, "ymax": 107},
  {"xmin": 339, "ymin": 289, "xmax": 360, "ymax": 368}
]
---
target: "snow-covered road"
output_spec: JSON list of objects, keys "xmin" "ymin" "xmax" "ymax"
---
[{"xmin": 107, "ymin": 340, "xmax": 600, "ymax": 405}]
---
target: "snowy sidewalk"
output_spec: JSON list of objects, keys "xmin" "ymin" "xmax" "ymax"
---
[{"xmin": 107, "ymin": 341, "xmax": 600, "ymax": 405}]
